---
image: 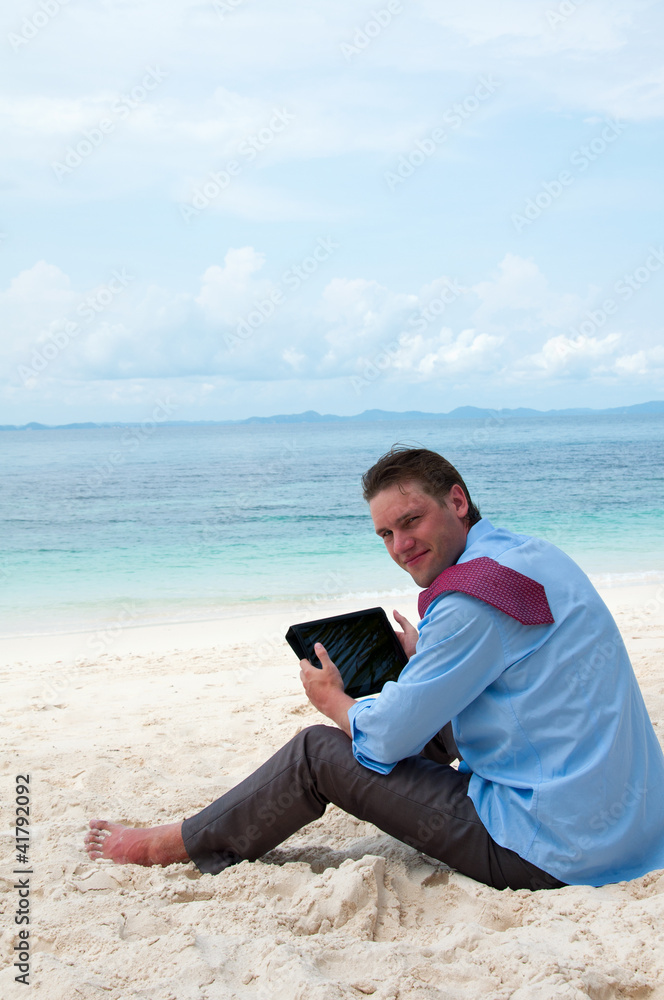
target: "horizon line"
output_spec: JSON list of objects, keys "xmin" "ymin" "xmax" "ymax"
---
[{"xmin": 2, "ymin": 399, "xmax": 664, "ymax": 430}]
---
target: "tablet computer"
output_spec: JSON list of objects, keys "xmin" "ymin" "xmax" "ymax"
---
[{"xmin": 286, "ymin": 607, "xmax": 409, "ymax": 699}]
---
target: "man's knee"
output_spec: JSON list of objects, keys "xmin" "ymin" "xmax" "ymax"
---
[
  {"xmin": 271, "ymin": 725, "xmax": 353, "ymax": 813},
  {"xmin": 286, "ymin": 725, "xmax": 355, "ymax": 775},
  {"xmin": 296, "ymin": 723, "xmax": 350, "ymax": 757}
]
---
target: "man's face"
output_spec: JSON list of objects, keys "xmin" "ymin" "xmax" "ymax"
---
[{"xmin": 369, "ymin": 480, "xmax": 470, "ymax": 588}]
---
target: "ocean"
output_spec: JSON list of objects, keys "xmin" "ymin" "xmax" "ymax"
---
[{"xmin": 1, "ymin": 414, "xmax": 663, "ymax": 638}]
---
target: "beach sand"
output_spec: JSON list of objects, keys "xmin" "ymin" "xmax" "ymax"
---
[{"xmin": 1, "ymin": 584, "xmax": 663, "ymax": 999}]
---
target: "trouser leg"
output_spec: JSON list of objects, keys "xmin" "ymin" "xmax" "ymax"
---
[
  {"xmin": 181, "ymin": 725, "xmax": 565, "ymax": 891},
  {"xmin": 420, "ymin": 720, "xmax": 461, "ymax": 766}
]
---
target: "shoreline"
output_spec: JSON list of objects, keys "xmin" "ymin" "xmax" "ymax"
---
[
  {"xmin": 2, "ymin": 579, "xmax": 662, "ymax": 665},
  {"xmin": 0, "ymin": 590, "xmax": 421, "ymax": 664}
]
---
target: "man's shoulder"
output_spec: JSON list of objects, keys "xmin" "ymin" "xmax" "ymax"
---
[
  {"xmin": 454, "ymin": 518, "xmax": 606, "ymax": 628},
  {"xmin": 462, "ymin": 519, "xmax": 542, "ymax": 561},
  {"xmin": 418, "ymin": 588, "xmax": 495, "ymax": 646},
  {"xmin": 463, "ymin": 519, "xmax": 586, "ymax": 581}
]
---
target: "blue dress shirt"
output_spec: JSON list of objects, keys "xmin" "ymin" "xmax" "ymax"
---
[{"xmin": 347, "ymin": 519, "xmax": 664, "ymax": 886}]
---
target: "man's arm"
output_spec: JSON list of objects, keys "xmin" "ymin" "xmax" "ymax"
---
[
  {"xmin": 299, "ymin": 642, "xmax": 357, "ymax": 737},
  {"xmin": 348, "ymin": 595, "xmax": 507, "ymax": 771}
]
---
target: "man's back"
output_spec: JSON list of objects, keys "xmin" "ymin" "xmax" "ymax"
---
[{"xmin": 348, "ymin": 519, "xmax": 664, "ymax": 885}]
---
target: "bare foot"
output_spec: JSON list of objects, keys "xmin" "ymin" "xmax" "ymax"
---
[{"xmin": 85, "ymin": 819, "xmax": 190, "ymax": 867}]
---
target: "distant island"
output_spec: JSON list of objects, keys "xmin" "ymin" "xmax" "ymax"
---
[{"xmin": 2, "ymin": 401, "xmax": 663, "ymax": 431}]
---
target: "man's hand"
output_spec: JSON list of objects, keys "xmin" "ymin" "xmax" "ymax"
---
[
  {"xmin": 393, "ymin": 609, "xmax": 418, "ymax": 660},
  {"xmin": 300, "ymin": 642, "xmax": 356, "ymax": 737}
]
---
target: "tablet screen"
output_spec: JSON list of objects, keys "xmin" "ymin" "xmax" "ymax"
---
[{"xmin": 288, "ymin": 608, "xmax": 408, "ymax": 699}]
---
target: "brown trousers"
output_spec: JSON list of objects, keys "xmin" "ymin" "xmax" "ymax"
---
[{"xmin": 181, "ymin": 724, "xmax": 566, "ymax": 891}]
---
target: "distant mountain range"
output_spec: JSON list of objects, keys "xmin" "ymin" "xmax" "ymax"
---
[{"xmin": 2, "ymin": 400, "xmax": 663, "ymax": 431}]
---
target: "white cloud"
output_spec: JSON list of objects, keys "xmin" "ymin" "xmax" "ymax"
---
[
  {"xmin": 614, "ymin": 344, "xmax": 664, "ymax": 375},
  {"xmin": 473, "ymin": 253, "xmax": 550, "ymax": 315},
  {"xmin": 393, "ymin": 328, "xmax": 505, "ymax": 378},
  {"xmin": 521, "ymin": 332, "xmax": 622, "ymax": 377},
  {"xmin": 282, "ymin": 347, "xmax": 306, "ymax": 371},
  {"xmin": 196, "ymin": 247, "xmax": 270, "ymax": 324},
  {"xmin": 471, "ymin": 253, "xmax": 586, "ymax": 333},
  {"xmin": 418, "ymin": 0, "xmax": 655, "ymax": 58},
  {"xmin": 0, "ymin": 262, "xmax": 79, "ymax": 371},
  {"xmin": 2, "ymin": 0, "xmax": 662, "ymax": 423},
  {"xmin": 418, "ymin": 0, "xmax": 556, "ymax": 46},
  {"xmin": 321, "ymin": 278, "xmax": 414, "ymax": 338},
  {"xmin": 1, "ymin": 251, "xmax": 661, "ymax": 406},
  {"xmin": 0, "ymin": 260, "xmax": 74, "ymax": 311},
  {"xmin": 3, "ymin": 0, "xmax": 663, "ymax": 211}
]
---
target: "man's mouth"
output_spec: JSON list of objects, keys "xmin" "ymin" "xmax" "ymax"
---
[{"xmin": 404, "ymin": 550, "xmax": 428, "ymax": 568}]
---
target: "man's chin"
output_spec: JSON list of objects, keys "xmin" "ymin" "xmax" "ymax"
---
[{"xmin": 405, "ymin": 562, "xmax": 437, "ymax": 588}]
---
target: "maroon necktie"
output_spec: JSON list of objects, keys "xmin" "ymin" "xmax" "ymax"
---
[{"xmin": 417, "ymin": 556, "xmax": 554, "ymax": 625}]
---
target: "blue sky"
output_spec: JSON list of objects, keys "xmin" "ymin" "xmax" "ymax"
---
[{"xmin": 1, "ymin": 0, "xmax": 663, "ymax": 423}]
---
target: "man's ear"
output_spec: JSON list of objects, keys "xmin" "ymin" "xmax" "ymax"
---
[{"xmin": 448, "ymin": 483, "xmax": 469, "ymax": 519}]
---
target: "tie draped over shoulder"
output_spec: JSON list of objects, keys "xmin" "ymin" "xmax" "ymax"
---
[{"xmin": 417, "ymin": 556, "xmax": 555, "ymax": 626}]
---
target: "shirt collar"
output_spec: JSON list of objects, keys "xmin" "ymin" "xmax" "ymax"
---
[{"xmin": 459, "ymin": 518, "xmax": 494, "ymax": 562}]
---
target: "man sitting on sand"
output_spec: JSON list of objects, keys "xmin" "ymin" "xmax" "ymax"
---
[{"xmin": 86, "ymin": 446, "xmax": 664, "ymax": 889}]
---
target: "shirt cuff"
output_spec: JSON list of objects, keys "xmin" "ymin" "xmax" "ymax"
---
[
  {"xmin": 352, "ymin": 750, "xmax": 396, "ymax": 775},
  {"xmin": 348, "ymin": 700, "xmax": 397, "ymax": 774}
]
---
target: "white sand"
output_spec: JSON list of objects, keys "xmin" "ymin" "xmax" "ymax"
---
[{"xmin": 1, "ymin": 584, "xmax": 663, "ymax": 999}]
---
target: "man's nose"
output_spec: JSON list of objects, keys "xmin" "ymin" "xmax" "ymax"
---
[{"xmin": 393, "ymin": 531, "xmax": 414, "ymax": 554}]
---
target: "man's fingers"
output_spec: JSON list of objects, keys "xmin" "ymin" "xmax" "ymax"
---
[
  {"xmin": 393, "ymin": 609, "xmax": 416, "ymax": 631},
  {"xmin": 314, "ymin": 641, "xmax": 331, "ymax": 667},
  {"xmin": 313, "ymin": 643, "xmax": 344, "ymax": 685}
]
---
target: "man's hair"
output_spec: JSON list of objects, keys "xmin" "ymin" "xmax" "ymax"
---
[{"xmin": 361, "ymin": 445, "xmax": 481, "ymax": 526}]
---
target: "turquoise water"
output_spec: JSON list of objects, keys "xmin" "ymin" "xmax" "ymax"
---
[{"xmin": 1, "ymin": 415, "xmax": 663, "ymax": 636}]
